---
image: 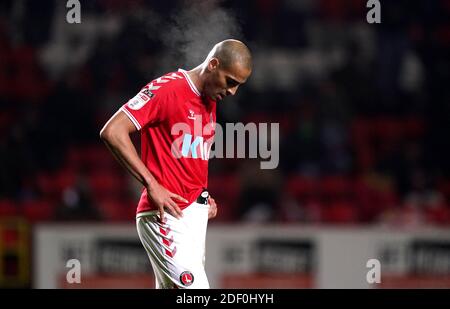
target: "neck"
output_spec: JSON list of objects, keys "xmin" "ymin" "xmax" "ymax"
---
[{"xmin": 186, "ymin": 64, "xmax": 205, "ymax": 94}]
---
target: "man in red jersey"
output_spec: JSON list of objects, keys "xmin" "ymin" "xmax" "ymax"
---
[{"xmin": 100, "ymin": 39, "xmax": 252, "ymax": 288}]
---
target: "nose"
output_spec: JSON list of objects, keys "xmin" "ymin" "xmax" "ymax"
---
[{"xmin": 226, "ymin": 85, "xmax": 239, "ymax": 96}]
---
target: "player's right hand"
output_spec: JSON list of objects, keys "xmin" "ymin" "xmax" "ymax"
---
[{"xmin": 146, "ymin": 182, "xmax": 187, "ymax": 220}]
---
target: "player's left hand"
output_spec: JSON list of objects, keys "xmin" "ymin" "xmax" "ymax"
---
[{"xmin": 208, "ymin": 196, "xmax": 218, "ymax": 219}]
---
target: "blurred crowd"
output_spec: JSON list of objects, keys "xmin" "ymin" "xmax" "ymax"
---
[{"xmin": 0, "ymin": 0, "xmax": 449, "ymax": 226}]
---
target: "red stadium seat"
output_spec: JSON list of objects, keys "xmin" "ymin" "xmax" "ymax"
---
[
  {"xmin": 322, "ymin": 201, "xmax": 358, "ymax": 223},
  {"xmin": 54, "ymin": 169, "xmax": 77, "ymax": 190},
  {"xmin": 8, "ymin": 46, "xmax": 50, "ymax": 101},
  {"xmin": 88, "ymin": 171, "xmax": 126, "ymax": 199},
  {"xmin": 320, "ymin": 176, "xmax": 354, "ymax": 201},
  {"xmin": 36, "ymin": 169, "xmax": 77, "ymax": 199},
  {"xmin": 83, "ymin": 146, "xmax": 118, "ymax": 170},
  {"xmin": 425, "ymin": 204, "xmax": 450, "ymax": 225},
  {"xmin": 286, "ymin": 176, "xmax": 320, "ymax": 202},
  {"xmin": 0, "ymin": 200, "xmax": 19, "ymax": 217},
  {"xmin": 21, "ymin": 200, "xmax": 55, "ymax": 223},
  {"xmin": 66, "ymin": 145, "xmax": 118, "ymax": 171},
  {"xmin": 350, "ymin": 118, "xmax": 372, "ymax": 145},
  {"xmin": 354, "ymin": 177, "xmax": 399, "ymax": 222},
  {"xmin": 123, "ymin": 200, "xmax": 138, "ymax": 221},
  {"xmin": 354, "ymin": 143, "xmax": 376, "ymax": 171},
  {"xmin": 403, "ymin": 117, "xmax": 425, "ymax": 138},
  {"xmin": 96, "ymin": 198, "xmax": 133, "ymax": 222},
  {"xmin": 303, "ymin": 199, "xmax": 324, "ymax": 223},
  {"xmin": 375, "ymin": 117, "xmax": 404, "ymax": 141}
]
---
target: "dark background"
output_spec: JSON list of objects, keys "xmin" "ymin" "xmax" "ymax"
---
[{"xmin": 0, "ymin": 1, "xmax": 449, "ymax": 287}]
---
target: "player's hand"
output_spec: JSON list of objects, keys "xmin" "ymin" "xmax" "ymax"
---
[
  {"xmin": 208, "ymin": 196, "xmax": 218, "ymax": 219},
  {"xmin": 146, "ymin": 182, "xmax": 187, "ymax": 220}
]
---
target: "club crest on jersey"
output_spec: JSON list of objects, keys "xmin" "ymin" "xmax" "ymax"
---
[
  {"xmin": 127, "ymin": 88, "xmax": 154, "ymax": 110},
  {"xmin": 180, "ymin": 271, "xmax": 194, "ymax": 286}
]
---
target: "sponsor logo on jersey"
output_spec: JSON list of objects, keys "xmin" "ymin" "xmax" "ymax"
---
[{"xmin": 180, "ymin": 134, "xmax": 212, "ymax": 160}]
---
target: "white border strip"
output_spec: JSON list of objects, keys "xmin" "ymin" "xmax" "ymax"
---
[
  {"xmin": 179, "ymin": 69, "xmax": 200, "ymax": 96},
  {"xmin": 120, "ymin": 106, "xmax": 142, "ymax": 130}
]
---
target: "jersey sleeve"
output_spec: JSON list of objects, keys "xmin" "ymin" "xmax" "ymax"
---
[{"xmin": 120, "ymin": 82, "xmax": 170, "ymax": 130}]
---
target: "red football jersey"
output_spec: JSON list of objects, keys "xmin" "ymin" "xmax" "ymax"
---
[{"xmin": 121, "ymin": 69, "xmax": 216, "ymax": 214}]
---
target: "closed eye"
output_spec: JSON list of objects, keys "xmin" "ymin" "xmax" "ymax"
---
[{"xmin": 226, "ymin": 77, "xmax": 240, "ymax": 88}]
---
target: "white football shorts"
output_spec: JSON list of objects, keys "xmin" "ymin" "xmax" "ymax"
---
[{"xmin": 136, "ymin": 201, "xmax": 210, "ymax": 289}]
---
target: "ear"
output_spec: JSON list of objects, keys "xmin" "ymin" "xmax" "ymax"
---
[{"xmin": 207, "ymin": 58, "xmax": 220, "ymax": 72}]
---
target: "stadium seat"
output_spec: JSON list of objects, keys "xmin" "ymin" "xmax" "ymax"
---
[
  {"xmin": 286, "ymin": 176, "xmax": 320, "ymax": 202},
  {"xmin": 354, "ymin": 177, "xmax": 399, "ymax": 222},
  {"xmin": 83, "ymin": 146, "xmax": 118, "ymax": 170},
  {"xmin": 321, "ymin": 201, "xmax": 358, "ymax": 223},
  {"xmin": 0, "ymin": 200, "xmax": 18, "ymax": 217},
  {"xmin": 66, "ymin": 145, "xmax": 117, "ymax": 172},
  {"xmin": 320, "ymin": 176, "xmax": 354, "ymax": 202},
  {"xmin": 350, "ymin": 118, "xmax": 371, "ymax": 144},
  {"xmin": 425, "ymin": 204, "xmax": 450, "ymax": 225},
  {"xmin": 21, "ymin": 200, "xmax": 55, "ymax": 223},
  {"xmin": 36, "ymin": 169, "xmax": 77, "ymax": 200},
  {"xmin": 88, "ymin": 171, "xmax": 126, "ymax": 199},
  {"xmin": 96, "ymin": 198, "xmax": 134, "ymax": 222},
  {"xmin": 403, "ymin": 117, "xmax": 425, "ymax": 138},
  {"xmin": 375, "ymin": 117, "xmax": 404, "ymax": 141}
]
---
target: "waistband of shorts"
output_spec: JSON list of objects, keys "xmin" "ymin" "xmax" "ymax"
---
[
  {"xmin": 136, "ymin": 210, "xmax": 158, "ymax": 219},
  {"xmin": 136, "ymin": 189, "xmax": 209, "ymax": 219}
]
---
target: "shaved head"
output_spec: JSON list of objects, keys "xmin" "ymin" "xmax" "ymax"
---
[
  {"xmin": 206, "ymin": 39, "xmax": 252, "ymax": 71},
  {"xmin": 190, "ymin": 39, "xmax": 252, "ymax": 102}
]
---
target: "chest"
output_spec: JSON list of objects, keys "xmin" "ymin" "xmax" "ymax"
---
[{"xmin": 166, "ymin": 97, "xmax": 216, "ymax": 140}]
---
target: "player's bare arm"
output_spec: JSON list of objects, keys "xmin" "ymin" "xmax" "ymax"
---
[
  {"xmin": 208, "ymin": 196, "xmax": 217, "ymax": 219},
  {"xmin": 100, "ymin": 110, "xmax": 187, "ymax": 219}
]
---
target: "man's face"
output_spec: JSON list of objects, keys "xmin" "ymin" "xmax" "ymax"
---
[{"xmin": 204, "ymin": 59, "xmax": 251, "ymax": 101}]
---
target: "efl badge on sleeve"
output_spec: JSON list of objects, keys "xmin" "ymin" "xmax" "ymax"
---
[{"xmin": 127, "ymin": 88, "xmax": 154, "ymax": 110}]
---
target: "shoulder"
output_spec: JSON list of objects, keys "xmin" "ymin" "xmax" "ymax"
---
[
  {"xmin": 125, "ymin": 71, "xmax": 186, "ymax": 111},
  {"xmin": 144, "ymin": 71, "xmax": 186, "ymax": 97}
]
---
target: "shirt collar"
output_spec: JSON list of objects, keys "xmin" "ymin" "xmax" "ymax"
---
[{"xmin": 178, "ymin": 69, "xmax": 201, "ymax": 96}]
